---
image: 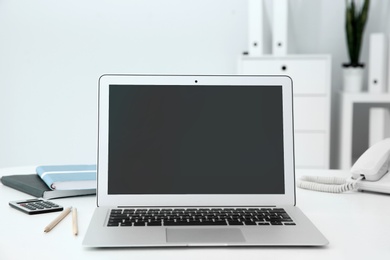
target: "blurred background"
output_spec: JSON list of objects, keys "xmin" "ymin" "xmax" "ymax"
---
[{"xmin": 0, "ymin": 0, "xmax": 389, "ymax": 169}]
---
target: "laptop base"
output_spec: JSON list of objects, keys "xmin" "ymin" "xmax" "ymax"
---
[{"xmin": 83, "ymin": 206, "xmax": 328, "ymax": 247}]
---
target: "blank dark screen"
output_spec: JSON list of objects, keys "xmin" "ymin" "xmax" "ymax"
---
[{"xmin": 108, "ymin": 85, "xmax": 285, "ymax": 194}]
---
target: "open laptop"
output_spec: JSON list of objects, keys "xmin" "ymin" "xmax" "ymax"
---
[{"xmin": 83, "ymin": 74, "xmax": 328, "ymax": 247}]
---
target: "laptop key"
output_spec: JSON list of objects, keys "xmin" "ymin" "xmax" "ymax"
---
[
  {"xmin": 163, "ymin": 221, "xmax": 176, "ymax": 226},
  {"xmin": 147, "ymin": 221, "xmax": 162, "ymax": 226},
  {"xmin": 272, "ymin": 208, "xmax": 286, "ymax": 213},
  {"xmin": 108, "ymin": 219, "xmax": 122, "ymax": 224},
  {"xmin": 228, "ymin": 221, "xmax": 243, "ymax": 225},
  {"xmin": 213, "ymin": 220, "xmax": 228, "ymax": 225}
]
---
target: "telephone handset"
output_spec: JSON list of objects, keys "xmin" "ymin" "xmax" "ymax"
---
[
  {"xmin": 350, "ymin": 138, "xmax": 390, "ymax": 181},
  {"xmin": 298, "ymin": 138, "xmax": 390, "ymax": 194}
]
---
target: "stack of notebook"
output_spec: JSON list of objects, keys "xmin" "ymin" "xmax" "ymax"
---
[{"xmin": 0, "ymin": 165, "xmax": 96, "ymax": 199}]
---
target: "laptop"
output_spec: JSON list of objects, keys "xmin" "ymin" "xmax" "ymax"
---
[{"xmin": 83, "ymin": 74, "xmax": 328, "ymax": 247}]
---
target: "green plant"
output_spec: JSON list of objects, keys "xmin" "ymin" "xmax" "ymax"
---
[{"xmin": 345, "ymin": 0, "xmax": 370, "ymax": 66}]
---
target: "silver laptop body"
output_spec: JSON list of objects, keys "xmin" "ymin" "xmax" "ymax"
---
[{"xmin": 83, "ymin": 74, "xmax": 328, "ymax": 247}]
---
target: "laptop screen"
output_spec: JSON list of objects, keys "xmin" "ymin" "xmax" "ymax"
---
[{"xmin": 107, "ymin": 85, "xmax": 285, "ymax": 195}]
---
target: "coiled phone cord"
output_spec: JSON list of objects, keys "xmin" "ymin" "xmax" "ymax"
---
[{"xmin": 297, "ymin": 175, "xmax": 364, "ymax": 193}]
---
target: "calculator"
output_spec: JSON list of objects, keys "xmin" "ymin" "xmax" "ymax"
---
[{"xmin": 9, "ymin": 199, "xmax": 64, "ymax": 215}]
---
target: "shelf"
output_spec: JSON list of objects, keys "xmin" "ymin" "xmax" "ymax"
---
[
  {"xmin": 339, "ymin": 92, "xmax": 390, "ymax": 169},
  {"xmin": 340, "ymin": 92, "xmax": 390, "ymax": 103}
]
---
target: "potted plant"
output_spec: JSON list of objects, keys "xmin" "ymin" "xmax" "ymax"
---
[{"xmin": 343, "ymin": 0, "xmax": 370, "ymax": 92}]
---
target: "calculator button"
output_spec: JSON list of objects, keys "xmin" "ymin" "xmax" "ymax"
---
[{"xmin": 33, "ymin": 203, "xmax": 44, "ymax": 209}]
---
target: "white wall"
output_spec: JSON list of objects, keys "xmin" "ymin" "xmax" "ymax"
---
[
  {"xmin": 0, "ymin": 0, "xmax": 389, "ymax": 168},
  {"xmin": 0, "ymin": 0, "xmax": 247, "ymax": 167}
]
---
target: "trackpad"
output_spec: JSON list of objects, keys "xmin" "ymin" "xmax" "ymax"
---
[{"xmin": 166, "ymin": 228, "xmax": 246, "ymax": 244}]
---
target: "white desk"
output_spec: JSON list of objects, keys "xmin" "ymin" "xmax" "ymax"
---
[{"xmin": 1, "ymin": 167, "xmax": 389, "ymax": 260}]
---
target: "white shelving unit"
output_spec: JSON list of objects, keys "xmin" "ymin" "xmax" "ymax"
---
[
  {"xmin": 243, "ymin": 2, "xmax": 331, "ymax": 168},
  {"xmin": 339, "ymin": 92, "xmax": 390, "ymax": 169},
  {"xmin": 238, "ymin": 55, "xmax": 332, "ymax": 168}
]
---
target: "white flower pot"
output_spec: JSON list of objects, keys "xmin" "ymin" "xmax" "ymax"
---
[{"xmin": 343, "ymin": 66, "xmax": 365, "ymax": 92}]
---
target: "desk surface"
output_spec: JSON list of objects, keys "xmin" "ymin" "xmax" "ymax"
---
[{"xmin": 1, "ymin": 167, "xmax": 389, "ymax": 260}]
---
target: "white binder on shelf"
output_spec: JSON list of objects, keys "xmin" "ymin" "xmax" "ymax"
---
[
  {"xmin": 368, "ymin": 33, "xmax": 388, "ymax": 93},
  {"xmin": 248, "ymin": 0, "xmax": 264, "ymax": 56},
  {"xmin": 369, "ymin": 107, "xmax": 390, "ymax": 147},
  {"xmin": 388, "ymin": 35, "xmax": 390, "ymax": 92},
  {"xmin": 272, "ymin": 0, "xmax": 288, "ymax": 56}
]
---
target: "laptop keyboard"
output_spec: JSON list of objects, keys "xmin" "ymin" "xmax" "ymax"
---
[{"xmin": 107, "ymin": 208, "xmax": 295, "ymax": 227}]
